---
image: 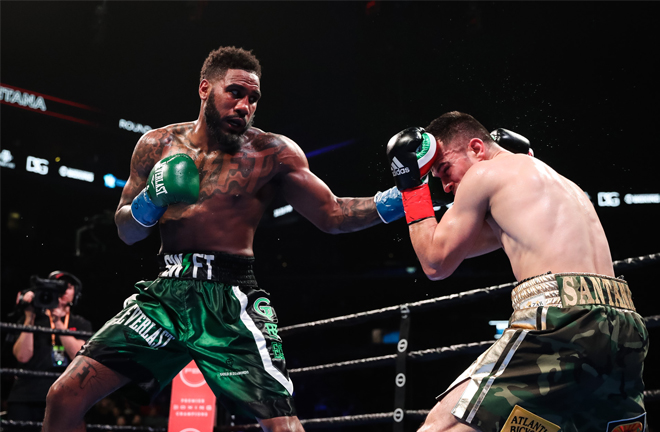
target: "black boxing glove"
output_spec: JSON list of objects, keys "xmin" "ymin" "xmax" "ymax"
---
[
  {"xmin": 386, "ymin": 127, "xmax": 438, "ymax": 191},
  {"xmin": 490, "ymin": 128, "xmax": 534, "ymax": 156},
  {"xmin": 386, "ymin": 127, "xmax": 438, "ymax": 224}
]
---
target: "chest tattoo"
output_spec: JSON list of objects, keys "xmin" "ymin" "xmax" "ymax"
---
[{"xmin": 197, "ymin": 142, "xmax": 284, "ymax": 201}]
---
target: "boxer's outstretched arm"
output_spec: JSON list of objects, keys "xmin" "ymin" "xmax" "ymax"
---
[
  {"xmin": 283, "ymin": 167, "xmax": 381, "ymax": 234},
  {"xmin": 115, "ymin": 133, "xmax": 163, "ymax": 244},
  {"xmin": 279, "ymin": 137, "xmax": 381, "ymax": 234},
  {"xmin": 409, "ymin": 168, "xmax": 496, "ymax": 280}
]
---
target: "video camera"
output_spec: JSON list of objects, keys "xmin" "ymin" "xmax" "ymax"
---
[{"xmin": 18, "ymin": 276, "xmax": 69, "ymax": 312}]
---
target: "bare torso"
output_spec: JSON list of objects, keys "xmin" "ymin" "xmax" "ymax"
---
[
  {"xmin": 484, "ymin": 154, "xmax": 614, "ymax": 279},
  {"xmin": 122, "ymin": 122, "xmax": 298, "ymax": 255},
  {"xmin": 116, "ymin": 121, "xmax": 381, "ymax": 256},
  {"xmin": 411, "ymin": 151, "xmax": 614, "ymax": 281}
]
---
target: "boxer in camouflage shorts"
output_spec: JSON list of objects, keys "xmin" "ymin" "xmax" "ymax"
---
[
  {"xmin": 441, "ymin": 273, "xmax": 648, "ymax": 432},
  {"xmin": 385, "ymin": 112, "xmax": 648, "ymax": 431}
]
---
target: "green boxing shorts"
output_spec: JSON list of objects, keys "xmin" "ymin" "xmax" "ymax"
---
[
  {"xmin": 439, "ymin": 272, "xmax": 648, "ymax": 432},
  {"xmin": 79, "ymin": 252, "xmax": 296, "ymax": 420}
]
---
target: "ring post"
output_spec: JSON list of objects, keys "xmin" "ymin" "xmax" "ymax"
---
[{"xmin": 393, "ymin": 304, "xmax": 411, "ymax": 431}]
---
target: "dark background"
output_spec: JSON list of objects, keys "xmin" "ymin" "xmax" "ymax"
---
[{"xmin": 2, "ymin": 1, "xmax": 658, "ymax": 430}]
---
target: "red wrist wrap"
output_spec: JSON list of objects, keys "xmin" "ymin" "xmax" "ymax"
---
[{"xmin": 402, "ymin": 183, "xmax": 435, "ymax": 224}]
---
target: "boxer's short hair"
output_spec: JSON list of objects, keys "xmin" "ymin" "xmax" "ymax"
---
[
  {"xmin": 426, "ymin": 111, "xmax": 494, "ymax": 149},
  {"xmin": 200, "ymin": 46, "xmax": 262, "ymax": 82}
]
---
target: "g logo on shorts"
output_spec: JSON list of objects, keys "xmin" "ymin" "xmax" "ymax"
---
[{"xmin": 254, "ymin": 297, "xmax": 274, "ymax": 320}]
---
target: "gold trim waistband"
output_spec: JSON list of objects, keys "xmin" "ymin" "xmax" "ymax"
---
[{"xmin": 512, "ymin": 272, "xmax": 635, "ymax": 312}]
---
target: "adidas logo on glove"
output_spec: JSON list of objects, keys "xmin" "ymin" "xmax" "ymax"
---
[{"xmin": 391, "ymin": 157, "xmax": 411, "ymax": 176}]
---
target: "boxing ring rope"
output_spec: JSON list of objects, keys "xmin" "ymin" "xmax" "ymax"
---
[
  {"xmin": 0, "ymin": 322, "xmax": 94, "ymax": 338},
  {"xmin": 2, "ymin": 319, "xmax": 658, "ymax": 377},
  {"xmin": 1, "ymin": 252, "xmax": 658, "ymax": 431},
  {"xmin": 279, "ymin": 253, "xmax": 660, "ymax": 336},
  {"xmin": 0, "ymin": 419, "xmax": 167, "ymax": 431},
  {"xmin": 279, "ymin": 282, "xmax": 516, "ymax": 336}
]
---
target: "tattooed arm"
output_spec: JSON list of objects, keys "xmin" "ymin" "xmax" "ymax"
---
[
  {"xmin": 278, "ymin": 135, "xmax": 382, "ymax": 234},
  {"xmin": 115, "ymin": 130, "xmax": 168, "ymax": 244}
]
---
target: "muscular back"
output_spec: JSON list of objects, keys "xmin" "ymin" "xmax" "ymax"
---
[
  {"xmin": 118, "ymin": 123, "xmax": 299, "ymax": 255},
  {"xmin": 485, "ymin": 154, "xmax": 614, "ymax": 279}
]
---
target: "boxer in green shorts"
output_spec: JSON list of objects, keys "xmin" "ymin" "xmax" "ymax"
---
[
  {"xmin": 385, "ymin": 112, "xmax": 648, "ymax": 431},
  {"xmin": 43, "ymin": 46, "xmax": 395, "ymax": 432},
  {"xmin": 81, "ymin": 252, "xmax": 295, "ymax": 419}
]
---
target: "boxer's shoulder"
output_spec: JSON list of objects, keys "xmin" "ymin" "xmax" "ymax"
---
[
  {"xmin": 135, "ymin": 122, "xmax": 193, "ymax": 153},
  {"xmin": 464, "ymin": 154, "xmax": 510, "ymax": 181},
  {"xmin": 458, "ymin": 154, "xmax": 523, "ymax": 199},
  {"xmin": 247, "ymin": 128, "xmax": 306, "ymax": 163},
  {"xmin": 130, "ymin": 123, "xmax": 194, "ymax": 175},
  {"xmin": 475, "ymin": 153, "xmax": 533, "ymax": 181},
  {"xmin": 246, "ymin": 127, "xmax": 282, "ymax": 150},
  {"xmin": 490, "ymin": 151, "xmax": 530, "ymax": 167}
]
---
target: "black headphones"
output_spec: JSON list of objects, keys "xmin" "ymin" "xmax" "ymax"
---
[{"xmin": 48, "ymin": 271, "xmax": 83, "ymax": 306}]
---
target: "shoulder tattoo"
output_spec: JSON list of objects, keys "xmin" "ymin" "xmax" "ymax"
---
[{"xmin": 131, "ymin": 128, "xmax": 181, "ymax": 177}]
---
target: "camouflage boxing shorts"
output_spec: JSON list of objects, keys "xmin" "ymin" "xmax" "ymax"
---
[
  {"xmin": 439, "ymin": 273, "xmax": 648, "ymax": 432},
  {"xmin": 79, "ymin": 252, "xmax": 296, "ymax": 420}
]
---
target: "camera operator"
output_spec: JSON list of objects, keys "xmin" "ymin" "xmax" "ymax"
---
[{"xmin": 6, "ymin": 271, "xmax": 92, "ymax": 422}]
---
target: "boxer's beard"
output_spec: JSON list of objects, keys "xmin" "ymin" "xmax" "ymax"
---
[{"xmin": 204, "ymin": 92, "xmax": 254, "ymax": 154}]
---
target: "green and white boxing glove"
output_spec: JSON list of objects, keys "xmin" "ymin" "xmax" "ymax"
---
[{"xmin": 131, "ymin": 153, "xmax": 200, "ymax": 227}]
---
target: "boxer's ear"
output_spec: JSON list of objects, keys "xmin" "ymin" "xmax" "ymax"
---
[
  {"xmin": 199, "ymin": 79, "xmax": 211, "ymax": 100},
  {"xmin": 468, "ymin": 138, "xmax": 486, "ymax": 159}
]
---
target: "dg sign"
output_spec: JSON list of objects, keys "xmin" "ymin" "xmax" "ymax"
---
[
  {"xmin": 26, "ymin": 156, "xmax": 49, "ymax": 175},
  {"xmin": 597, "ymin": 192, "xmax": 620, "ymax": 207}
]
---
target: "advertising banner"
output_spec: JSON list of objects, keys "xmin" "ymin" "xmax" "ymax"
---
[{"xmin": 168, "ymin": 361, "xmax": 216, "ymax": 432}]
